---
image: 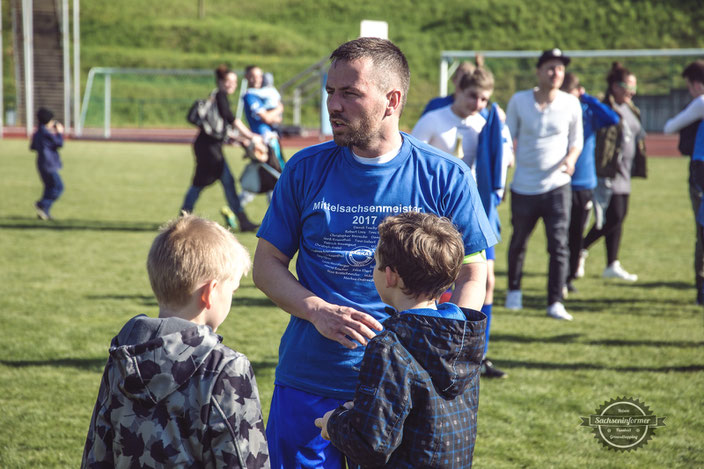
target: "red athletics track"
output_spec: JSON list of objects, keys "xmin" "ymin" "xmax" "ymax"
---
[{"xmin": 1, "ymin": 126, "xmax": 681, "ymax": 157}]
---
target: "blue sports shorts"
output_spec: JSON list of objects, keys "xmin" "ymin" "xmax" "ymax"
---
[{"xmin": 266, "ymin": 384, "xmax": 350, "ymax": 469}]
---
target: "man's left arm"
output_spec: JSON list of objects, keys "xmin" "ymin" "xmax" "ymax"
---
[
  {"xmin": 449, "ymin": 261, "xmax": 487, "ymax": 310},
  {"xmin": 561, "ymin": 99, "xmax": 584, "ymax": 176}
]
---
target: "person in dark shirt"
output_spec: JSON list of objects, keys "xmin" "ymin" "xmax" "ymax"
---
[
  {"xmin": 181, "ymin": 65, "xmax": 260, "ymax": 232},
  {"xmin": 30, "ymin": 107, "xmax": 64, "ymax": 220}
]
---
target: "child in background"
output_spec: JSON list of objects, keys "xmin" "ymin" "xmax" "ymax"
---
[
  {"xmin": 412, "ymin": 60, "xmax": 512, "ymax": 378},
  {"xmin": 246, "ymin": 72, "xmax": 283, "ymax": 127},
  {"xmin": 30, "ymin": 107, "xmax": 64, "ymax": 220},
  {"xmin": 81, "ymin": 214, "xmax": 269, "ymax": 468},
  {"xmin": 315, "ymin": 212, "xmax": 486, "ymax": 468}
]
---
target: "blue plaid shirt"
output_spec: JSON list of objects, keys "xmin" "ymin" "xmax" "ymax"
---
[{"xmin": 327, "ymin": 304, "xmax": 486, "ymax": 468}]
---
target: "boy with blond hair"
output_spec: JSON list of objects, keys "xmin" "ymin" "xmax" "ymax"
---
[
  {"xmin": 82, "ymin": 214, "xmax": 269, "ymax": 468},
  {"xmin": 315, "ymin": 212, "xmax": 487, "ymax": 468}
]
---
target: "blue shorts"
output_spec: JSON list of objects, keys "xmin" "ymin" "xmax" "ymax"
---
[
  {"xmin": 486, "ymin": 245, "xmax": 495, "ymax": 261},
  {"xmin": 266, "ymin": 384, "xmax": 349, "ymax": 469}
]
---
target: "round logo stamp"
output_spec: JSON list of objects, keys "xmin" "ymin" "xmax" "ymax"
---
[
  {"xmin": 345, "ymin": 247, "xmax": 375, "ymax": 267},
  {"xmin": 580, "ymin": 397, "xmax": 666, "ymax": 451}
]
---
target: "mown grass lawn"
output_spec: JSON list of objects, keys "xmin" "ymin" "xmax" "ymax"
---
[{"xmin": 0, "ymin": 138, "xmax": 702, "ymax": 468}]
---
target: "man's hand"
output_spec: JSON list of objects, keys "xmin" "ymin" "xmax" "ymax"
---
[
  {"xmin": 561, "ymin": 158, "xmax": 576, "ymax": 176},
  {"xmin": 310, "ymin": 304, "xmax": 383, "ymax": 349}
]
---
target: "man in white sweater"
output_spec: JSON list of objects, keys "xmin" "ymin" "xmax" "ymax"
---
[{"xmin": 505, "ymin": 48, "xmax": 583, "ymax": 320}]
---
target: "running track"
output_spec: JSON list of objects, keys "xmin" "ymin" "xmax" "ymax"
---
[{"xmin": 1, "ymin": 126, "xmax": 682, "ymax": 157}]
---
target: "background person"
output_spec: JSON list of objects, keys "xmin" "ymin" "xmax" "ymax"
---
[
  {"xmin": 243, "ymin": 65, "xmax": 286, "ymax": 170},
  {"xmin": 663, "ymin": 60, "xmax": 704, "ymax": 304},
  {"xmin": 315, "ymin": 212, "xmax": 486, "ymax": 468},
  {"xmin": 30, "ymin": 107, "xmax": 64, "ymax": 221},
  {"xmin": 559, "ymin": 73, "xmax": 620, "ymax": 293},
  {"xmin": 81, "ymin": 214, "xmax": 269, "ymax": 468},
  {"xmin": 582, "ymin": 62, "xmax": 647, "ymax": 282},
  {"xmin": 412, "ymin": 62, "xmax": 512, "ymax": 378},
  {"xmin": 252, "ymin": 37, "xmax": 496, "ymax": 468},
  {"xmin": 504, "ymin": 48, "xmax": 583, "ymax": 321},
  {"xmin": 421, "ymin": 60, "xmax": 476, "ymax": 116},
  {"xmin": 181, "ymin": 65, "xmax": 259, "ymax": 232}
]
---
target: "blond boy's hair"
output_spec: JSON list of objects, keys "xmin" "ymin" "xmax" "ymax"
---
[
  {"xmin": 147, "ymin": 214, "xmax": 251, "ymax": 307},
  {"xmin": 376, "ymin": 212, "xmax": 464, "ymax": 300},
  {"xmin": 458, "ymin": 67, "xmax": 495, "ymax": 93}
]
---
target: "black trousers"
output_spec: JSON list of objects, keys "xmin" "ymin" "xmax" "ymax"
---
[
  {"xmin": 567, "ymin": 189, "xmax": 593, "ymax": 281},
  {"xmin": 508, "ymin": 184, "xmax": 571, "ymax": 305},
  {"xmin": 583, "ymin": 193, "xmax": 629, "ymax": 265}
]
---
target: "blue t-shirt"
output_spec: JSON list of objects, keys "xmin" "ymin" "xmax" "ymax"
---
[
  {"xmin": 257, "ymin": 132, "xmax": 497, "ymax": 399},
  {"xmin": 572, "ymin": 94, "xmax": 620, "ymax": 191},
  {"xmin": 243, "ymin": 91, "xmax": 273, "ymax": 135}
]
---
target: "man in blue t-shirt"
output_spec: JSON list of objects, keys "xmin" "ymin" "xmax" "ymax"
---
[
  {"xmin": 253, "ymin": 37, "xmax": 497, "ymax": 469},
  {"xmin": 243, "ymin": 65, "xmax": 286, "ymax": 173}
]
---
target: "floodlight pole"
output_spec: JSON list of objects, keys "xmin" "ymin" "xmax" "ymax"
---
[
  {"xmin": 73, "ymin": 0, "xmax": 80, "ymax": 136},
  {"xmin": 22, "ymin": 0, "xmax": 34, "ymax": 135},
  {"xmin": 62, "ymin": 0, "xmax": 70, "ymax": 132},
  {"xmin": 0, "ymin": 0, "xmax": 4, "ymax": 138}
]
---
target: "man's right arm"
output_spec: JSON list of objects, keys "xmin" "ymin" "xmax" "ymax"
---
[{"xmin": 253, "ymin": 239, "xmax": 382, "ymax": 349}]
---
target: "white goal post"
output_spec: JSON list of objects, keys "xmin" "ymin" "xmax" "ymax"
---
[{"xmin": 439, "ymin": 48, "xmax": 704, "ymax": 96}]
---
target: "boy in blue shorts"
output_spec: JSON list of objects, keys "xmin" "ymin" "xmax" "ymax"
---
[
  {"xmin": 315, "ymin": 212, "xmax": 487, "ymax": 468},
  {"xmin": 30, "ymin": 107, "xmax": 65, "ymax": 220}
]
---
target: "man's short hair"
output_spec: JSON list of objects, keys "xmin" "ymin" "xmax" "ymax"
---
[
  {"xmin": 682, "ymin": 60, "xmax": 704, "ymax": 85},
  {"xmin": 147, "ymin": 214, "xmax": 251, "ymax": 307},
  {"xmin": 458, "ymin": 67, "xmax": 495, "ymax": 92},
  {"xmin": 560, "ymin": 72, "xmax": 581, "ymax": 93},
  {"xmin": 376, "ymin": 212, "xmax": 464, "ymax": 300},
  {"xmin": 329, "ymin": 37, "xmax": 410, "ymax": 111}
]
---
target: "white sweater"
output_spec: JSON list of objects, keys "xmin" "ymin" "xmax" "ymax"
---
[{"xmin": 506, "ymin": 88, "xmax": 583, "ymax": 195}]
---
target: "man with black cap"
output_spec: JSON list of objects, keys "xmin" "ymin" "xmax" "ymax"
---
[
  {"xmin": 504, "ymin": 48, "xmax": 583, "ymax": 320},
  {"xmin": 30, "ymin": 107, "xmax": 65, "ymax": 220}
]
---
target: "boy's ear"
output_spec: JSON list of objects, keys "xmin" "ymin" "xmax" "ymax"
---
[
  {"xmin": 384, "ymin": 266, "xmax": 399, "ymax": 288},
  {"xmin": 200, "ymin": 280, "xmax": 218, "ymax": 309}
]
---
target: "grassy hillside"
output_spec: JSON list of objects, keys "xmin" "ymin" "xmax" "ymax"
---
[{"xmin": 2, "ymin": 0, "xmax": 704, "ymax": 128}]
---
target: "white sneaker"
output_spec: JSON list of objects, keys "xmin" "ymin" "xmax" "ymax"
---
[
  {"xmin": 603, "ymin": 261, "xmax": 637, "ymax": 282},
  {"xmin": 547, "ymin": 302, "xmax": 573, "ymax": 320},
  {"xmin": 575, "ymin": 249, "xmax": 588, "ymax": 278},
  {"xmin": 505, "ymin": 290, "xmax": 523, "ymax": 310},
  {"xmin": 238, "ymin": 190, "xmax": 255, "ymax": 207}
]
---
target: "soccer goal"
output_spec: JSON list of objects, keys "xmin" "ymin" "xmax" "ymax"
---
[{"xmin": 76, "ymin": 67, "xmax": 246, "ymax": 138}]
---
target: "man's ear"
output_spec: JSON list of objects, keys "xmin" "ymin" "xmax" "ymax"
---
[
  {"xmin": 385, "ymin": 89, "xmax": 402, "ymax": 117},
  {"xmin": 200, "ymin": 279, "xmax": 218, "ymax": 309}
]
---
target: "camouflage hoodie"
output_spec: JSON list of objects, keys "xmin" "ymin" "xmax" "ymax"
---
[{"xmin": 81, "ymin": 315, "xmax": 269, "ymax": 468}]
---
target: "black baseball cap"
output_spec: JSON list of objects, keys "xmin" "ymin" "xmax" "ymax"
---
[{"xmin": 537, "ymin": 48, "xmax": 571, "ymax": 68}]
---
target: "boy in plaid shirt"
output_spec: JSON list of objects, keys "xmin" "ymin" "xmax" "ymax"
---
[{"xmin": 315, "ymin": 212, "xmax": 487, "ymax": 468}]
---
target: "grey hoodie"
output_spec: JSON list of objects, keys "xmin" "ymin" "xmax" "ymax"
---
[{"xmin": 81, "ymin": 315, "xmax": 269, "ymax": 468}]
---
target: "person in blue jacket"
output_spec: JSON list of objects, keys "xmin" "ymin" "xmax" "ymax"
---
[
  {"xmin": 664, "ymin": 60, "xmax": 704, "ymax": 304},
  {"xmin": 30, "ymin": 107, "xmax": 64, "ymax": 220},
  {"xmin": 560, "ymin": 73, "xmax": 620, "ymax": 292}
]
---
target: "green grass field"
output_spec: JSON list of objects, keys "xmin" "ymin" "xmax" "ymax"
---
[{"xmin": 0, "ymin": 138, "xmax": 702, "ymax": 468}]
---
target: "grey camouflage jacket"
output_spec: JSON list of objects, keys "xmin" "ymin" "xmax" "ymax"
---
[{"xmin": 81, "ymin": 315, "xmax": 269, "ymax": 468}]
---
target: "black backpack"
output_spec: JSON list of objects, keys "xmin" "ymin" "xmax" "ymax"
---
[{"xmin": 187, "ymin": 90, "xmax": 227, "ymax": 141}]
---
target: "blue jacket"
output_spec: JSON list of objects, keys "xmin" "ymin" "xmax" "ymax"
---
[
  {"xmin": 476, "ymin": 103, "xmax": 505, "ymax": 237},
  {"xmin": 572, "ymin": 94, "xmax": 620, "ymax": 191},
  {"xmin": 421, "ymin": 94, "xmax": 454, "ymax": 116},
  {"xmin": 30, "ymin": 125, "xmax": 63, "ymax": 173},
  {"xmin": 326, "ymin": 304, "xmax": 486, "ymax": 468}
]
